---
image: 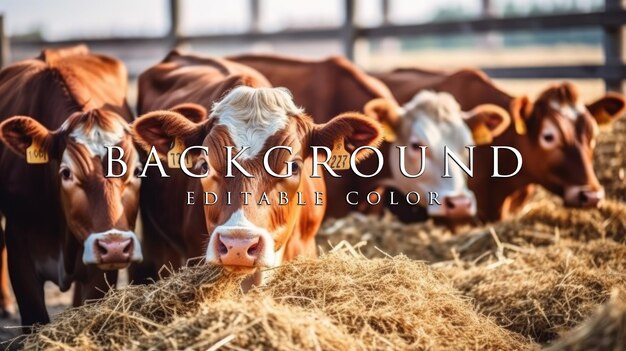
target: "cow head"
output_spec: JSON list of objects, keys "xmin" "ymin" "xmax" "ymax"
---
[
  {"xmin": 511, "ymin": 83, "xmax": 625, "ymax": 207},
  {"xmin": 366, "ymin": 90, "xmax": 509, "ymax": 218},
  {"xmin": 0, "ymin": 109, "xmax": 143, "ymax": 270},
  {"xmin": 133, "ymin": 86, "xmax": 382, "ymax": 275}
]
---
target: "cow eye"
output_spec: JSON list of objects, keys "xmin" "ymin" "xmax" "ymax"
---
[
  {"xmin": 542, "ymin": 133, "xmax": 555, "ymax": 143},
  {"xmin": 60, "ymin": 167, "xmax": 72, "ymax": 181},
  {"xmin": 200, "ymin": 160, "xmax": 209, "ymax": 174},
  {"xmin": 410, "ymin": 142, "xmax": 422, "ymax": 150},
  {"xmin": 133, "ymin": 165, "xmax": 143, "ymax": 178},
  {"xmin": 291, "ymin": 162, "xmax": 300, "ymax": 174}
]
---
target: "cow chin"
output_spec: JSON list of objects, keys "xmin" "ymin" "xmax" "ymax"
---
[{"xmin": 82, "ymin": 229, "xmax": 144, "ymax": 270}]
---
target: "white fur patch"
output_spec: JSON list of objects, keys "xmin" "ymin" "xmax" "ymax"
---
[
  {"xmin": 550, "ymin": 99, "xmax": 585, "ymax": 121},
  {"xmin": 389, "ymin": 90, "xmax": 476, "ymax": 216},
  {"xmin": 212, "ymin": 86, "xmax": 303, "ymax": 159},
  {"xmin": 205, "ymin": 209, "xmax": 276, "ymax": 268},
  {"xmin": 69, "ymin": 122, "xmax": 127, "ymax": 157},
  {"xmin": 82, "ymin": 229, "xmax": 143, "ymax": 264}
]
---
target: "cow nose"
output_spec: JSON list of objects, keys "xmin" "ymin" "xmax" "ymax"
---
[
  {"xmin": 564, "ymin": 186, "xmax": 604, "ymax": 208},
  {"xmin": 443, "ymin": 195, "xmax": 474, "ymax": 218},
  {"xmin": 96, "ymin": 238, "xmax": 132, "ymax": 264},
  {"xmin": 217, "ymin": 234, "xmax": 262, "ymax": 268},
  {"xmin": 578, "ymin": 189, "xmax": 603, "ymax": 208}
]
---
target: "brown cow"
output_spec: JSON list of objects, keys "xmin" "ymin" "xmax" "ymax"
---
[
  {"xmin": 374, "ymin": 68, "xmax": 626, "ymax": 221},
  {"xmin": 133, "ymin": 51, "xmax": 382, "ymax": 286},
  {"xmin": 0, "ymin": 46, "xmax": 143, "ymax": 328},
  {"xmin": 230, "ymin": 54, "xmax": 510, "ymax": 221}
]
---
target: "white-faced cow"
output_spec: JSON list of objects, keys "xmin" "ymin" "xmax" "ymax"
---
[
  {"xmin": 0, "ymin": 46, "xmax": 142, "ymax": 328},
  {"xmin": 133, "ymin": 51, "xmax": 382, "ymax": 286}
]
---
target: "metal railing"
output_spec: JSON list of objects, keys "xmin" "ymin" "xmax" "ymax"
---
[{"xmin": 1, "ymin": 0, "xmax": 624, "ymax": 92}]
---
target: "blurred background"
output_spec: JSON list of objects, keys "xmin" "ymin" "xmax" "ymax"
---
[{"xmin": 0, "ymin": 0, "xmax": 624, "ymax": 105}]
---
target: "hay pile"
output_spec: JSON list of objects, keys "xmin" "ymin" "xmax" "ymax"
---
[
  {"xmin": 440, "ymin": 239, "xmax": 626, "ymax": 343},
  {"xmin": 317, "ymin": 198, "xmax": 626, "ymax": 263},
  {"xmin": 545, "ymin": 290, "xmax": 626, "ymax": 351},
  {"xmin": 24, "ymin": 250, "xmax": 533, "ymax": 351},
  {"xmin": 595, "ymin": 115, "xmax": 626, "ymax": 201}
]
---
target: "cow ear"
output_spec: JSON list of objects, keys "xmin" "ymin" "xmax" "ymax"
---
[
  {"xmin": 510, "ymin": 96, "xmax": 532, "ymax": 135},
  {"xmin": 463, "ymin": 104, "xmax": 511, "ymax": 145},
  {"xmin": 0, "ymin": 116, "xmax": 55, "ymax": 162},
  {"xmin": 311, "ymin": 112, "xmax": 383, "ymax": 163},
  {"xmin": 364, "ymin": 98, "xmax": 400, "ymax": 142},
  {"xmin": 170, "ymin": 103, "xmax": 208, "ymax": 124},
  {"xmin": 133, "ymin": 110, "xmax": 209, "ymax": 159},
  {"xmin": 587, "ymin": 92, "xmax": 626, "ymax": 125}
]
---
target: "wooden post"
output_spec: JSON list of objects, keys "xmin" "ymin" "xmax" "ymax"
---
[
  {"xmin": 0, "ymin": 15, "xmax": 8, "ymax": 68},
  {"xmin": 381, "ymin": 0, "xmax": 391, "ymax": 26},
  {"xmin": 168, "ymin": 0, "xmax": 181, "ymax": 49},
  {"xmin": 342, "ymin": 0, "xmax": 356, "ymax": 60},
  {"xmin": 250, "ymin": 0, "xmax": 261, "ymax": 33},
  {"xmin": 604, "ymin": 0, "xmax": 623, "ymax": 92}
]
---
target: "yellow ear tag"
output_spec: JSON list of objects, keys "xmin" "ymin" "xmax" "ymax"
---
[
  {"xmin": 471, "ymin": 124, "xmax": 493, "ymax": 145},
  {"xmin": 329, "ymin": 138, "xmax": 351, "ymax": 171},
  {"xmin": 26, "ymin": 139, "xmax": 49, "ymax": 164},
  {"xmin": 381, "ymin": 122, "xmax": 397, "ymax": 143},
  {"xmin": 514, "ymin": 115, "xmax": 527, "ymax": 135},
  {"xmin": 167, "ymin": 137, "xmax": 192, "ymax": 169}
]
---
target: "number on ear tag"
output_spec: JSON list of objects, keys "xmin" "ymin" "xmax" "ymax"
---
[
  {"xmin": 167, "ymin": 137, "xmax": 192, "ymax": 169},
  {"xmin": 329, "ymin": 138, "xmax": 351, "ymax": 171},
  {"xmin": 26, "ymin": 139, "xmax": 49, "ymax": 164},
  {"xmin": 471, "ymin": 124, "xmax": 493, "ymax": 145},
  {"xmin": 382, "ymin": 122, "xmax": 397, "ymax": 143}
]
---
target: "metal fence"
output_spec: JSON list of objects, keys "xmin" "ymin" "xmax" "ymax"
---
[{"xmin": 1, "ymin": 0, "xmax": 625, "ymax": 92}]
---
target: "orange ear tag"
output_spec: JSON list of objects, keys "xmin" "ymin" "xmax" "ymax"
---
[
  {"xmin": 381, "ymin": 122, "xmax": 397, "ymax": 143},
  {"xmin": 26, "ymin": 139, "xmax": 49, "ymax": 164},
  {"xmin": 329, "ymin": 138, "xmax": 351, "ymax": 171},
  {"xmin": 167, "ymin": 137, "xmax": 192, "ymax": 169},
  {"xmin": 471, "ymin": 124, "xmax": 493, "ymax": 145}
]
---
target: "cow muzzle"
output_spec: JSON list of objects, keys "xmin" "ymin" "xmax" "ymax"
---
[
  {"xmin": 564, "ymin": 186, "xmax": 604, "ymax": 208},
  {"xmin": 83, "ymin": 230, "xmax": 143, "ymax": 270},
  {"xmin": 428, "ymin": 193, "xmax": 476, "ymax": 219},
  {"xmin": 206, "ymin": 226, "xmax": 276, "ymax": 273}
]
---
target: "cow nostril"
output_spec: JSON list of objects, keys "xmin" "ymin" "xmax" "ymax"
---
[
  {"xmin": 218, "ymin": 239, "xmax": 228, "ymax": 256},
  {"xmin": 122, "ymin": 240, "xmax": 132, "ymax": 254},
  {"xmin": 579, "ymin": 191, "xmax": 589, "ymax": 204},
  {"xmin": 247, "ymin": 242, "xmax": 259, "ymax": 256},
  {"xmin": 96, "ymin": 241, "xmax": 108, "ymax": 256},
  {"xmin": 445, "ymin": 197, "xmax": 455, "ymax": 209}
]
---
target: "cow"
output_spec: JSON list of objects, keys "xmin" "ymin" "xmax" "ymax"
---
[
  {"xmin": 374, "ymin": 68, "xmax": 626, "ymax": 221},
  {"xmin": 364, "ymin": 90, "xmax": 510, "ymax": 221},
  {"xmin": 0, "ymin": 46, "xmax": 143, "ymax": 328},
  {"xmin": 132, "ymin": 51, "xmax": 383, "ymax": 287},
  {"xmin": 230, "ymin": 54, "xmax": 509, "ymax": 222}
]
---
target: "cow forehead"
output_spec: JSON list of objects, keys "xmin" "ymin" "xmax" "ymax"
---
[
  {"xmin": 211, "ymin": 86, "xmax": 303, "ymax": 160},
  {"xmin": 67, "ymin": 119, "xmax": 129, "ymax": 158}
]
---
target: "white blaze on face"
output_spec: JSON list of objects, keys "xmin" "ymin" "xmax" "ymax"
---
[
  {"xmin": 68, "ymin": 121, "xmax": 127, "ymax": 157},
  {"xmin": 549, "ymin": 99, "xmax": 586, "ymax": 121},
  {"xmin": 205, "ymin": 209, "xmax": 277, "ymax": 268},
  {"xmin": 212, "ymin": 86, "xmax": 303, "ymax": 159},
  {"xmin": 389, "ymin": 91, "xmax": 476, "ymax": 216}
]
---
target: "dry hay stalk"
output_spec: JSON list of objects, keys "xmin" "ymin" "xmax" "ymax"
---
[
  {"xmin": 440, "ymin": 239, "xmax": 626, "ymax": 344},
  {"xmin": 544, "ymin": 290, "xmax": 626, "ymax": 351},
  {"xmin": 316, "ymin": 199, "xmax": 626, "ymax": 264},
  {"xmin": 23, "ymin": 251, "xmax": 534, "ymax": 351}
]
